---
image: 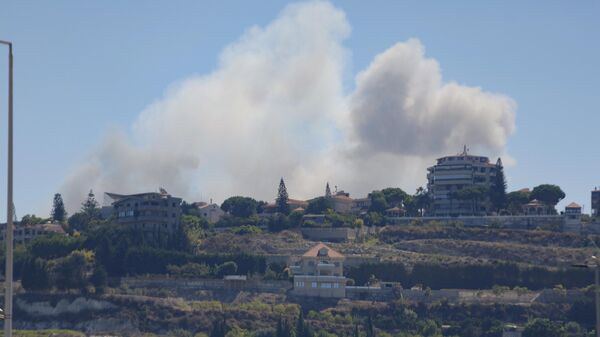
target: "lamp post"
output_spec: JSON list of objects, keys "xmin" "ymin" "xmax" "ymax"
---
[{"xmin": 0, "ymin": 39, "xmax": 14, "ymax": 337}]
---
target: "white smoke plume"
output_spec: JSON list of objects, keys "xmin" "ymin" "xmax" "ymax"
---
[{"xmin": 62, "ymin": 1, "xmax": 515, "ymax": 211}]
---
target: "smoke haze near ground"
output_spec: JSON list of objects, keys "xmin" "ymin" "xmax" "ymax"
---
[{"xmin": 61, "ymin": 1, "xmax": 515, "ymax": 210}]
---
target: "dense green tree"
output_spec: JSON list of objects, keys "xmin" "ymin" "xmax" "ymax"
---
[
  {"xmin": 210, "ymin": 318, "xmax": 228, "ymax": 337},
  {"xmin": 68, "ymin": 190, "xmax": 103, "ymax": 233},
  {"xmin": 81, "ymin": 189, "xmax": 100, "ymax": 217},
  {"xmin": 381, "ymin": 187, "xmax": 409, "ymax": 207},
  {"xmin": 221, "ymin": 196, "xmax": 259, "ymax": 218},
  {"xmin": 21, "ymin": 257, "xmax": 49, "ymax": 290},
  {"xmin": 306, "ymin": 197, "xmax": 333, "ymax": 214},
  {"xmin": 531, "ymin": 184, "xmax": 566, "ymax": 207},
  {"xmin": 365, "ymin": 315, "xmax": 374, "ymax": 337},
  {"xmin": 20, "ymin": 214, "xmax": 46, "ymax": 225},
  {"xmin": 167, "ymin": 262, "xmax": 211, "ymax": 278},
  {"xmin": 276, "ymin": 178, "xmax": 290, "ymax": 214},
  {"xmin": 296, "ymin": 310, "xmax": 313, "ymax": 337},
  {"xmin": 368, "ymin": 191, "xmax": 389, "ymax": 213},
  {"xmin": 51, "ymin": 193, "xmax": 67, "ymax": 222},
  {"xmin": 522, "ymin": 318, "xmax": 564, "ymax": 337},
  {"xmin": 363, "ymin": 212, "xmax": 385, "ymax": 227},
  {"xmin": 49, "ymin": 249, "xmax": 95, "ymax": 290},
  {"xmin": 90, "ymin": 265, "xmax": 108, "ymax": 292},
  {"xmin": 507, "ymin": 190, "xmax": 530, "ymax": 214},
  {"xmin": 489, "ymin": 161, "xmax": 508, "ymax": 212},
  {"xmin": 276, "ymin": 317, "xmax": 284, "ymax": 337},
  {"xmin": 268, "ymin": 213, "xmax": 292, "ymax": 232},
  {"xmin": 216, "ymin": 261, "xmax": 238, "ymax": 277},
  {"xmin": 455, "ymin": 185, "xmax": 489, "ymax": 215},
  {"xmin": 413, "ymin": 187, "xmax": 431, "ymax": 216},
  {"xmin": 257, "ymin": 200, "xmax": 268, "ymax": 214},
  {"xmin": 29, "ymin": 234, "xmax": 84, "ymax": 260}
]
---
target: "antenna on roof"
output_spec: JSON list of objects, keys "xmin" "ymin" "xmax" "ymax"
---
[{"xmin": 461, "ymin": 145, "xmax": 469, "ymax": 156}]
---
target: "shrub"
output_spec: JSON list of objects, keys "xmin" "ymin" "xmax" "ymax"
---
[{"xmin": 216, "ymin": 261, "xmax": 238, "ymax": 277}]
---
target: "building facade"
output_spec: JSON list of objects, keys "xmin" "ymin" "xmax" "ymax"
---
[
  {"xmin": 105, "ymin": 191, "xmax": 182, "ymax": 234},
  {"xmin": 427, "ymin": 147, "xmax": 501, "ymax": 216},
  {"xmin": 289, "ymin": 243, "xmax": 346, "ymax": 298},
  {"xmin": 0, "ymin": 222, "xmax": 66, "ymax": 245},
  {"xmin": 592, "ymin": 188, "xmax": 600, "ymax": 217},
  {"xmin": 564, "ymin": 202, "xmax": 582, "ymax": 233},
  {"xmin": 194, "ymin": 202, "xmax": 225, "ymax": 223}
]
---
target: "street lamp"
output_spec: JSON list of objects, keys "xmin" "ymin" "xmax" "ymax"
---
[{"xmin": 0, "ymin": 39, "xmax": 14, "ymax": 337}]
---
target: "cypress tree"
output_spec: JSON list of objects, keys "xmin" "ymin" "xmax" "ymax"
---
[
  {"xmin": 52, "ymin": 193, "xmax": 67, "ymax": 222},
  {"xmin": 81, "ymin": 189, "xmax": 100, "ymax": 217},
  {"xmin": 365, "ymin": 314, "xmax": 374, "ymax": 337},
  {"xmin": 489, "ymin": 159, "xmax": 508, "ymax": 213},
  {"xmin": 276, "ymin": 178, "xmax": 290, "ymax": 214},
  {"xmin": 296, "ymin": 310, "xmax": 310, "ymax": 337},
  {"xmin": 353, "ymin": 324, "xmax": 360, "ymax": 337},
  {"xmin": 325, "ymin": 182, "xmax": 332, "ymax": 198},
  {"xmin": 276, "ymin": 316, "xmax": 284, "ymax": 337}
]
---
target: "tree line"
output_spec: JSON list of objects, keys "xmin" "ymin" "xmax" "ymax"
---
[{"xmin": 346, "ymin": 261, "xmax": 593, "ymax": 290}]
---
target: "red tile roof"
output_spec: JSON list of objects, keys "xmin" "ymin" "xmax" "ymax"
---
[{"xmin": 302, "ymin": 242, "xmax": 343, "ymax": 258}]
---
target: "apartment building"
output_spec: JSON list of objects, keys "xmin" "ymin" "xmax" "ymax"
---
[
  {"xmin": 592, "ymin": 188, "xmax": 600, "ymax": 217},
  {"xmin": 0, "ymin": 222, "xmax": 65, "ymax": 244},
  {"xmin": 427, "ymin": 147, "xmax": 500, "ymax": 216},
  {"xmin": 105, "ymin": 190, "xmax": 182, "ymax": 234},
  {"xmin": 289, "ymin": 243, "xmax": 346, "ymax": 298}
]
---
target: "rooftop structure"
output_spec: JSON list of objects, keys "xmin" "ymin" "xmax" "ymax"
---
[{"xmin": 564, "ymin": 201, "xmax": 583, "ymax": 233}]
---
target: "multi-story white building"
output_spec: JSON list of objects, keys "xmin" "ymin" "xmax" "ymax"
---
[
  {"xmin": 104, "ymin": 190, "xmax": 182, "ymax": 234},
  {"xmin": 427, "ymin": 147, "xmax": 501, "ymax": 216},
  {"xmin": 289, "ymin": 243, "xmax": 346, "ymax": 298}
]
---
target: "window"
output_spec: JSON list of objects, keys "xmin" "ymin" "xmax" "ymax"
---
[
  {"xmin": 320, "ymin": 283, "xmax": 332, "ymax": 288},
  {"xmin": 333, "ymin": 283, "xmax": 339, "ymax": 288},
  {"xmin": 311, "ymin": 282, "xmax": 317, "ymax": 288},
  {"xmin": 296, "ymin": 281, "xmax": 305, "ymax": 288}
]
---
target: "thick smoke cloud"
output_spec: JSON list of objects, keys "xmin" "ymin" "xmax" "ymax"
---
[
  {"xmin": 348, "ymin": 39, "xmax": 515, "ymax": 157},
  {"xmin": 62, "ymin": 2, "xmax": 515, "ymax": 210}
]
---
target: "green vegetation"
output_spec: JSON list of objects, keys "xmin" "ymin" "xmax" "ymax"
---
[
  {"xmin": 0, "ymin": 330, "xmax": 85, "ymax": 337},
  {"xmin": 531, "ymin": 184, "xmax": 566, "ymax": 208},
  {"xmin": 489, "ymin": 163, "xmax": 508, "ymax": 212},
  {"xmin": 346, "ymin": 261, "xmax": 592, "ymax": 290},
  {"xmin": 276, "ymin": 178, "xmax": 290, "ymax": 215},
  {"xmin": 51, "ymin": 193, "xmax": 67, "ymax": 223},
  {"xmin": 221, "ymin": 196, "xmax": 259, "ymax": 218}
]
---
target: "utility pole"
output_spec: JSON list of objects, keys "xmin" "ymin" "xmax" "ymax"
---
[
  {"xmin": 596, "ymin": 264, "xmax": 600, "ymax": 337},
  {"xmin": 0, "ymin": 39, "xmax": 14, "ymax": 337}
]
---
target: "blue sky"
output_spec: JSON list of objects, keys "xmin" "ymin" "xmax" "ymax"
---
[{"xmin": 0, "ymin": 1, "xmax": 598, "ymax": 217}]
